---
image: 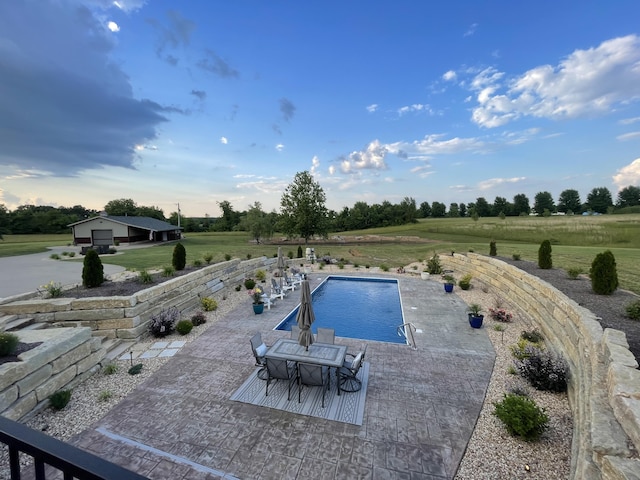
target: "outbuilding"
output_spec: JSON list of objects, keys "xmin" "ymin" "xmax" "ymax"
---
[{"xmin": 68, "ymin": 214, "xmax": 182, "ymax": 247}]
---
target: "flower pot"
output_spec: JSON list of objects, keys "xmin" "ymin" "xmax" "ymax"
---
[
  {"xmin": 444, "ymin": 283, "xmax": 454, "ymax": 293},
  {"xmin": 468, "ymin": 314, "xmax": 484, "ymax": 328},
  {"xmin": 421, "ymin": 272, "xmax": 430, "ymax": 280},
  {"xmin": 252, "ymin": 303, "xmax": 264, "ymax": 315}
]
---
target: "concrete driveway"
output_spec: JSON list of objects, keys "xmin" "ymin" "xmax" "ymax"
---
[{"xmin": 0, "ymin": 246, "xmax": 125, "ymax": 300}]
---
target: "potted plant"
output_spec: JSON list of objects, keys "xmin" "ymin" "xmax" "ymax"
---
[
  {"xmin": 443, "ymin": 274, "xmax": 455, "ymax": 293},
  {"xmin": 468, "ymin": 303, "xmax": 484, "ymax": 328},
  {"xmin": 249, "ymin": 286, "xmax": 265, "ymax": 314}
]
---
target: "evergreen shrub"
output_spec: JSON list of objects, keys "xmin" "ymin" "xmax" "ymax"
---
[
  {"xmin": 244, "ymin": 278, "xmax": 256, "ymax": 290},
  {"xmin": 489, "ymin": 241, "xmax": 497, "ymax": 256},
  {"xmin": 176, "ymin": 319, "xmax": 193, "ymax": 335},
  {"xmin": 82, "ymin": 249, "xmax": 104, "ymax": 288},
  {"xmin": 590, "ymin": 250, "xmax": 618, "ymax": 295},
  {"xmin": 458, "ymin": 274, "xmax": 472, "ymax": 290},
  {"xmin": 297, "ymin": 245, "xmax": 303, "ymax": 258},
  {"xmin": 201, "ymin": 297, "xmax": 218, "ymax": 311},
  {"xmin": 0, "ymin": 332, "xmax": 19, "ymax": 356},
  {"xmin": 493, "ymin": 393, "xmax": 548, "ymax": 441},
  {"xmin": 172, "ymin": 242, "xmax": 186, "ymax": 271},
  {"xmin": 538, "ymin": 240, "xmax": 552, "ymax": 269},
  {"xmin": 49, "ymin": 390, "xmax": 72, "ymax": 410},
  {"xmin": 625, "ymin": 300, "xmax": 640, "ymax": 320}
]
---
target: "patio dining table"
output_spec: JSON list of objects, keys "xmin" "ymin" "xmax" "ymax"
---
[{"xmin": 265, "ymin": 338, "xmax": 348, "ymax": 392}]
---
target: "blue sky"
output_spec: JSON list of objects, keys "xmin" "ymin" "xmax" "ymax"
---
[{"xmin": 1, "ymin": 1, "xmax": 640, "ymax": 218}]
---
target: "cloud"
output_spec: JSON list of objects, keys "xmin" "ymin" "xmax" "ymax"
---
[
  {"xmin": 220, "ymin": 137, "xmax": 228, "ymax": 144},
  {"xmin": 470, "ymin": 35, "xmax": 640, "ymax": 128},
  {"xmin": 275, "ymin": 144, "xmax": 285, "ymax": 152},
  {"xmin": 617, "ymin": 131, "xmax": 640, "ymax": 141},
  {"xmin": 619, "ymin": 116, "xmax": 640, "ymax": 125},
  {"xmin": 409, "ymin": 165, "xmax": 435, "ymax": 179},
  {"xmin": 613, "ymin": 158, "xmax": 640, "ymax": 189},
  {"xmin": 190, "ymin": 90, "xmax": 207, "ymax": 101},
  {"xmin": 147, "ymin": 10, "xmax": 196, "ymax": 65},
  {"xmin": 310, "ymin": 155, "xmax": 320, "ymax": 175},
  {"xmin": 477, "ymin": 177, "xmax": 526, "ymax": 190},
  {"xmin": 279, "ymin": 98, "xmax": 296, "ymax": 122},
  {"xmin": 442, "ymin": 70, "xmax": 457, "ymax": 82},
  {"xmin": 197, "ymin": 49, "xmax": 239, "ymax": 78},
  {"xmin": 366, "ymin": 104, "xmax": 378, "ymax": 113},
  {"xmin": 397, "ymin": 104, "xmax": 434, "ymax": 116},
  {"xmin": 107, "ymin": 21, "xmax": 119, "ymax": 32},
  {"xmin": 389, "ymin": 134, "xmax": 486, "ymax": 157},
  {"xmin": 0, "ymin": 1, "xmax": 168, "ymax": 176},
  {"xmin": 463, "ymin": 23, "xmax": 478, "ymax": 37},
  {"xmin": 340, "ymin": 140, "xmax": 389, "ymax": 173}
]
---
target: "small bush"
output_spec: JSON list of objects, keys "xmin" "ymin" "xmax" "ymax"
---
[
  {"xmin": 493, "ymin": 324, "xmax": 506, "ymax": 332},
  {"xmin": 510, "ymin": 339, "xmax": 540, "ymax": 360},
  {"xmin": 62, "ymin": 251, "xmax": 69, "ymax": 256},
  {"xmin": 625, "ymin": 300, "xmax": 640, "ymax": 320},
  {"xmin": 49, "ymin": 390, "xmax": 72, "ymax": 410},
  {"xmin": 176, "ymin": 319, "xmax": 193, "ymax": 335},
  {"xmin": 50, "ymin": 253, "xmax": 60, "ymax": 260},
  {"xmin": 255, "ymin": 270, "xmax": 267, "ymax": 282},
  {"xmin": 244, "ymin": 278, "xmax": 256, "ymax": 290},
  {"xmin": 538, "ymin": 240, "xmax": 552, "ymax": 269},
  {"xmin": 521, "ymin": 329, "xmax": 544, "ymax": 343},
  {"xmin": 201, "ymin": 297, "xmax": 218, "ymax": 312},
  {"xmin": 138, "ymin": 270, "xmax": 154, "ymax": 284},
  {"xmin": 162, "ymin": 266, "xmax": 175, "ymax": 277},
  {"xmin": 426, "ymin": 253, "xmax": 442, "ymax": 274},
  {"xmin": 108, "ymin": 248, "xmax": 117, "ymax": 254},
  {"xmin": 297, "ymin": 245, "xmax": 303, "ymax": 258},
  {"xmin": 203, "ymin": 253, "xmax": 214, "ymax": 264},
  {"xmin": 493, "ymin": 393, "xmax": 548, "ymax": 441},
  {"xmin": 338, "ymin": 262, "xmax": 345, "ymax": 269},
  {"xmin": 0, "ymin": 332, "xmax": 20, "ymax": 356},
  {"xmin": 566, "ymin": 267, "xmax": 583, "ymax": 279},
  {"xmin": 591, "ymin": 250, "xmax": 618, "ymax": 295},
  {"xmin": 103, "ymin": 363, "xmax": 119, "ymax": 375},
  {"xmin": 288, "ymin": 251, "xmax": 294, "ymax": 259},
  {"xmin": 191, "ymin": 311, "xmax": 207, "ymax": 326},
  {"xmin": 512, "ymin": 253, "xmax": 521, "ymax": 261},
  {"xmin": 82, "ymin": 249, "xmax": 104, "ymax": 288},
  {"xmin": 489, "ymin": 308, "xmax": 513, "ymax": 323},
  {"xmin": 192, "ymin": 259, "xmax": 203, "ymax": 267},
  {"xmin": 114, "ymin": 240, "xmax": 120, "ymax": 246},
  {"xmin": 515, "ymin": 346, "xmax": 568, "ymax": 392},
  {"xmin": 224, "ymin": 253, "xmax": 232, "ymax": 261},
  {"xmin": 380, "ymin": 264, "xmax": 389, "ymax": 272},
  {"xmin": 128, "ymin": 363, "xmax": 143, "ymax": 375},
  {"xmin": 68, "ymin": 252, "xmax": 76, "ymax": 257},
  {"xmin": 489, "ymin": 241, "xmax": 497, "ymax": 257},
  {"xmin": 246, "ymin": 253, "xmax": 252, "ymax": 260},
  {"xmin": 42, "ymin": 281, "xmax": 63, "ymax": 298},
  {"xmin": 148, "ymin": 307, "xmax": 178, "ymax": 337},
  {"xmin": 98, "ymin": 390, "xmax": 113, "ymax": 402},
  {"xmin": 172, "ymin": 242, "xmax": 186, "ymax": 271},
  {"xmin": 235, "ymin": 284, "xmax": 242, "ymax": 292},
  {"xmin": 458, "ymin": 274, "xmax": 472, "ymax": 290}
]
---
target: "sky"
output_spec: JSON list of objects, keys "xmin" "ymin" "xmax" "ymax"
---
[{"xmin": 1, "ymin": 0, "xmax": 640, "ymax": 218}]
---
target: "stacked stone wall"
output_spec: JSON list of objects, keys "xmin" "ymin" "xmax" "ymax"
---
[{"xmin": 440, "ymin": 253, "xmax": 640, "ymax": 480}]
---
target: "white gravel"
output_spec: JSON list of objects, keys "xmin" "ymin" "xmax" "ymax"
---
[{"xmin": 1, "ymin": 267, "xmax": 572, "ymax": 480}]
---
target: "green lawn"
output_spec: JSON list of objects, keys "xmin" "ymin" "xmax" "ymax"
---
[{"xmin": 3, "ymin": 214, "xmax": 640, "ymax": 294}]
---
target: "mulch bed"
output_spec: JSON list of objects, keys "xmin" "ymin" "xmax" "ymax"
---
[{"xmin": 0, "ymin": 342, "xmax": 43, "ymax": 366}]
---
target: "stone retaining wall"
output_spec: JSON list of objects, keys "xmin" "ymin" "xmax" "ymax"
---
[
  {"xmin": 0, "ymin": 257, "xmax": 276, "ymax": 340},
  {"xmin": 440, "ymin": 253, "xmax": 640, "ymax": 480},
  {"xmin": 0, "ymin": 328, "xmax": 104, "ymax": 420}
]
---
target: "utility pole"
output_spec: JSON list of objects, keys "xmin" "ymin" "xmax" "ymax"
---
[{"xmin": 176, "ymin": 203, "xmax": 181, "ymax": 233}]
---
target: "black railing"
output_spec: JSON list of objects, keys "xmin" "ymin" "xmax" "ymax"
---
[{"xmin": 0, "ymin": 416, "xmax": 148, "ymax": 480}]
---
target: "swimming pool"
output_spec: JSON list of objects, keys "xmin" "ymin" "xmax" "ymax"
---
[{"xmin": 275, "ymin": 276, "xmax": 406, "ymax": 344}]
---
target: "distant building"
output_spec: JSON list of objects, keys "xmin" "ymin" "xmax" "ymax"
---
[{"xmin": 68, "ymin": 214, "xmax": 182, "ymax": 246}]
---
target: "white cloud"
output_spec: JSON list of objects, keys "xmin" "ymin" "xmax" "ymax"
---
[
  {"xmin": 617, "ymin": 131, "xmax": 640, "ymax": 141},
  {"xmin": 390, "ymin": 134, "xmax": 485, "ymax": 157},
  {"xmin": 442, "ymin": 70, "xmax": 457, "ymax": 82},
  {"xmin": 275, "ymin": 144, "xmax": 285, "ymax": 152},
  {"xmin": 310, "ymin": 155, "xmax": 320, "ymax": 175},
  {"xmin": 613, "ymin": 158, "xmax": 640, "ymax": 189},
  {"xmin": 619, "ymin": 116, "xmax": 640, "ymax": 125},
  {"xmin": 471, "ymin": 35, "xmax": 640, "ymax": 128},
  {"xmin": 340, "ymin": 140, "xmax": 388, "ymax": 173},
  {"xmin": 397, "ymin": 104, "xmax": 433, "ymax": 116},
  {"xmin": 366, "ymin": 104, "xmax": 378, "ymax": 113},
  {"xmin": 107, "ymin": 21, "xmax": 119, "ymax": 32},
  {"xmin": 328, "ymin": 165, "xmax": 336, "ymax": 175},
  {"xmin": 463, "ymin": 23, "xmax": 478, "ymax": 37},
  {"xmin": 410, "ymin": 165, "xmax": 435, "ymax": 179},
  {"xmin": 220, "ymin": 136, "xmax": 228, "ymax": 144},
  {"xmin": 477, "ymin": 177, "xmax": 526, "ymax": 190}
]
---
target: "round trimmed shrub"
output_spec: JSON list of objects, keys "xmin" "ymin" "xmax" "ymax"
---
[
  {"xmin": 49, "ymin": 389, "xmax": 72, "ymax": 410},
  {"xmin": 0, "ymin": 332, "xmax": 20, "ymax": 356},
  {"xmin": 191, "ymin": 311, "xmax": 207, "ymax": 326},
  {"xmin": 244, "ymin": 278, "xmax": 256, "ymax": 290},
  {"xmin": 591, "ymin": 250, "xmax": 618, "ymax": 295},
  {"xmin": 172, "ymin": 242, "xmax": 186, "ymax": 271},
  {"xmin": 176, "ymin": 319, "xmax": 193, "ymax": 335},
  {"xmin": 538, "ymin": 240, "xmax": 552, "ymax": 269},
  {"xmin": 82, "ymin": 249, "xmax": 104, "ymax": 288},
  {"xmin": 493, "ymin": 393, "xmax": 549, "ymax": 441}
]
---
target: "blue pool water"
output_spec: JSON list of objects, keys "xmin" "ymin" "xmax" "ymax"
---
[{"xmin": 275, "ymin": 276, "xmax": 405, "ymax": 344}]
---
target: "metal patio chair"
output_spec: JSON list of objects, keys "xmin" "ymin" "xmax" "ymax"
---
[
  {"xmin": 338, "ymin": 344, "xmax": 367, "ymax": 393},
  {"xmin": 265, "ymin": 358, "xmax": 296, "ymax": 401},
  {"xmin": 250, "ymin": 333, "xmax": 269, "ymax": 380},
  {"xmin": 298, "ymin": 362, "xmax": 330, "ymax": 408},
  {"xmin": 316, "ymin": 327, "xmax": 335, "ymax": 344}
]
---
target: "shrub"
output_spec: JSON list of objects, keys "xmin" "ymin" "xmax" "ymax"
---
[
  {"xmin": 203, "ymin": 253, "xmax": 214, "ymax": 264},
  {"xmin": 591, "ymin": 250, "xmax": 618, "ymax": 295},
  {"xmin": 515, "ymin": 346, "xmax": 568, "ymax": 392},
  {"xmin": 201, "ymin": 297, "xmax": 218, "ymax": 312},
  {"xmin": 42, "ymin": 281, "xmax": 63, "ymax": 298},
  {"xmin": 0, "ymin": 332, "xmax": 20, "ymax": 356},
  {"xmin": 538, "ymin": 240, "xmax": 552, "ymax": 269},
  {"xmin": 50, "ymin": 253, "xmax": 60, "ymax": 260},
  {"xmin": 128, "ymin": 363, "xmax": 143, "ymax": 375},
  {"xmin": 49, "ymin": 390, "xmax": 72, "ymax": 410},
  {"xmin": 103, "ymin": 363, "xmax": 119, "ymax": 375},
  {"xmin": 244, "ymin": 278, "xmax": 256, "ymax": 290},
  {"xmin": 489, "ymin": 308, "xmax": 513, "ymax": 323},
  {"xmin": 521, "ymin": 329, "xmax": 544, "ymax": 343},
  {"xmin": 625, "ymin": 300, "xmax": 640, "ymax": 320},
  {"xmin": 255, "ymin": 270, "xmax": 267, "ymax": 282},
  {"xmin": 82, "ymin": 249, "xmax": 104, "ymax": 288},
  {"xmin": 192, "ymin": 259, "xmax": 203, "ymax": 267},
  {"xmin": 191, "ymin": 311, "xmax": 207, "ymax": 326},
  {"xmin": 138, "ymin": 270, "xmax": 154, "ymax": 284},
  {"xmin": 162, "ymin": 266, "xmax": 175, "ymax": 277},
  {"xmin": 378, "ymin": 264, "xmax": 388, "ymax": 272},
  {"xmin": 338, "ymin": 262, "xmax": 345, "ymax": 269},
  {"xmin": 176, "ymin": 319, "xmax": 193, "ymax": 335},
  {"xmin": 489, "ymin": 241, "xmax": 497, "ymax": 257},
  {"xmin": 108, "ymin": 248, "xmax": 117, "ymax": 254},
  {"xmin": 148, "ymin": 307, "xmax": 178, "ymax": 337},
  {"xmin": 512, "ymin": 253, "xmax": 521, "ymax": 261},
  {"xmin": 172, "ymin": 242, "xmax": 186, "ymax": 271},
  {"xmin": 224, "ymin": 253, "xmax": 232, "ymax": 261},
  {"xmin": 68, "ymin": 252, "xmax": 76, "ymax": 257},
  {"xmin": 510, "ymin": 339, "xmax": 540, "ymax": 360},
  {"xmin": 288, "ymin": 251, "xmax": 294, "ymax": 259},
  {"xmin": 458, "ymin": 274, "xmax": 472, "ymax": 290},
  {"xmin": 98, "ymin": 390, "xmax": 113, "ymax": 402},
  {"xmin": 426, "ymin": 253, "xmax": 442, "ymax": 274},
  {"xmin": 114, "ymin": 240, "xmax": 120, "ymax": 246},
  {"xmin": 493, "ymin": 393, "xmax": 548, "ymax": 441},
  {"xmin": 566, "ymin": 267, "xmax": 583, "ymax": 279},
  {"xmin": 235, "ymin": 284, "xmax": 242, "ymax": 291},
  {"xmin": 246, "ymin": 253, "xmax": 252, "ymax": 260},
  {"xmin": 297, "ymin": 245, "xmax": 303, "ymax": 258}
]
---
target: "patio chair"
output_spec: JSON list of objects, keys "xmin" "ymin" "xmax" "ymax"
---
[
  {"xmin": 338, "ymin": 344, "xmax": 367, "ymax": 393},
  {"xmin": 250, "ymin": 333, "xmax": 269, "ymax": 380},
  {"xmin": 290, "ymin": 325, "xmax": 300, "ymax": 339},
  {"xmin": 298, "ymin": 362, "xmax": 330, "ymax": 408},
  {"xmin": 265, "ymin": 358, "xmax": 297, "ymax": 401},
  {"xmin": 316, "ymin": 327, "xmax": 335, "ymax": 344},
  {"xmin": 284, "ymin": 271, "xmax": 302, "ymax": 288},
  {"xmin": 272, "ymin": 278, "xmax": 294, "ymax": 295}
]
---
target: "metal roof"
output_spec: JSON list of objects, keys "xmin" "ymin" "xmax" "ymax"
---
[{"xmin": 68, "ymin": 215, "xmax": 182, "ymax": 232}]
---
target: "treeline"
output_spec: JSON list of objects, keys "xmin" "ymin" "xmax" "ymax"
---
[{"xmin": 1, "ymin": 185, "xmax": 638, "ymax": 237}]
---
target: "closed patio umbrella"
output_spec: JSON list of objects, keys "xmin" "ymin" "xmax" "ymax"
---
[
  {"xmin": 296, "ymin": 280, "xmax": 315, "ymax": 350},
  {"xmin": 277, "ymin": 246, "xmax": 286, "ymax": 290}
]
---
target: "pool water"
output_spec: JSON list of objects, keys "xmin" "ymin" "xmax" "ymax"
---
[{"xmin": 275, "ymin": 276, "xmax": 405, "ymax": 344}]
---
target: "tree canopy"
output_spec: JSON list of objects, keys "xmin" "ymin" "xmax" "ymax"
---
[{"xmin": 280, "ymin": 171, "xmax": 329, "ymax": 243}]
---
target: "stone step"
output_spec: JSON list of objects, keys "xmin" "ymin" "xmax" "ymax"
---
[
  {"xmin": 19, "ymin": 322, "xmax": 48, "ymax": 331},
  {"xmin": 4, "ymin": 316, "xmax": 35, "ymax": 331},
  {"xmin": 0, "ymin": 314, "xmax": 18, "ymax": 331},
  {"xmin": 103, "ymin": 339, "xmax": 136, "ymax": 362}
]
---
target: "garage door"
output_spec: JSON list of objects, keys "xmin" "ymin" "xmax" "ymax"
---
[{"xmin": 92, "ymin": 229, "xmax": 113, "ymax": 246}]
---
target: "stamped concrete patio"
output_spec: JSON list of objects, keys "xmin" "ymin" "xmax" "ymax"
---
[{"xmin": 67, "ymin": 273, "xmax": 495, "ymax": 479}]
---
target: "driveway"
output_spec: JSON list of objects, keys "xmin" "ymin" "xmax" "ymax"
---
[{"xmin": 0, "ymin": 246, "xmax": 125, "ymax": 299}]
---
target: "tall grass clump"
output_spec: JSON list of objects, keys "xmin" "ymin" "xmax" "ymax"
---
[{"xmin": 591, "ymin": 250, "xmax": 618, "ymax": 295}]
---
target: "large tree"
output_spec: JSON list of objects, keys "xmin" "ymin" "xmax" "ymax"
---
[
  {"xmin": 431, "ymin": 201, "xmax": 447, "ymax": 218},
  {"xmin": 492, "ymin": 196, "xmax": 511, "ymax": 217},
  {"xmin": 616, "ymin": 185, "xmax": 640, "ymax": 208},
  {"xmin": 104, "ymin": 198, "xmax": 137, "ymax": 216},
  {"xmin": 534, "ymin": 191, "xmax": 555, "ymax": 216},
  {"xmin": 242, "ymin": 202, "xmax": 272, "ymax": 243},
  {"xmin": 512, "ymin": 193, "xmax": 531, "ymax": 216},
  {"xmin": 280, "ymin": 171, "xmax": 328, "ymax": 243},
  {"xmin": 418, "ymin": 201, "xmax": 431, "ymax": 218},
  {"xmin": 586, "ymin": 187, "xmax": 613, "ymax": 214},
  {"xmin": 475, "ymin": 197, "xmax": 491, "ymax": 217},
  {"xmin": 558, "ymin": 189, "xmax": 582, "ymax": 214},
  {"xmin": 214, "ymin": 200, "xmax": 241, "ymax": 231}
]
